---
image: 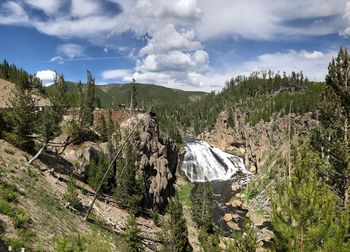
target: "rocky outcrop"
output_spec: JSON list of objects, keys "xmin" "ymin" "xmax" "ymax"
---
[
  {"xmin": 121, "ymin": 112, "xmax": 178, "ymax": 209},
  {"xmin": 62, "ymin": 142, "xmax": 109, "ymax": 178},
  {"xmin": 60, "ymin": 111, "xmax": 178, "ymax": 209},
  {"xmin": 201, "ymin": 111, "xmax": 319, "ymax": 173}
]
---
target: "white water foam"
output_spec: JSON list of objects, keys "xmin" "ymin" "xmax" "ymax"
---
[{"xmin": 181, "ymin": 140, "xmax": 251, "ymax": 182}]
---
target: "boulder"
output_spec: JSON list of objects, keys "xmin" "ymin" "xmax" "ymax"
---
[
  {"xmin": 231, "ymin": 199, "xmax": 242, "ymax": 208},
  {"xmin": 226, "ymin": 221, "xmax": 241, "ymax": 231},
  {"xmin": 223, "ymin": 213, "xmax": 233, "ymax": 222}
]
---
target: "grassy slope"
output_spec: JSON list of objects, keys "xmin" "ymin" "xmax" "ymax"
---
[{"xmin": 0, "ymin": 140, "xmax": 124, "ymax": 251}]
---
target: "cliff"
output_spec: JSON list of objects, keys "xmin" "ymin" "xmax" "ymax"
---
[{"xmin": 120, "ymin": 112, "xmax": 178, "ymax": 209}]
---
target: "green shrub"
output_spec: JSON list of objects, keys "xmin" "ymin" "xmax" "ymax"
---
[
  {"xmin": 0, "ymin": 188, "xmax": 17, "ymax": 202},
  {"xmin": 63, "ymin": 174, "xmax": 83, "ymax": 211},
  {"xmin": 13, "ymin": 209, "xmax": 31, "ymax": 228},
  {"xmin": 244, "ymin": 183, "xmax": 259, "ymax": 200},
  {"xmin": 0, "ymin": 200, "xmax": 12, "ymax": 215},
  {"xmin": 54, "ymin": 234, "xmax": 86, "ymax": 252},
  {"xmin": 66, "ymin": 120, "xmax": 98, "ymax": 145},
  {"xmin": 3, "ymin": 237, "xmax": 26, "ymax": 251}
]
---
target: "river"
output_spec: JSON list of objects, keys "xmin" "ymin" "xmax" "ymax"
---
[{"xmin": 180, "ymin": 140, "xmax": 252, "ymax": 234}]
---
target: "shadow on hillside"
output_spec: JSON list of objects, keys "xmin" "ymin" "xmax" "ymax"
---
[{"xmin": 37, "ymin": 150, "xmax": 73, "ymax": 174}]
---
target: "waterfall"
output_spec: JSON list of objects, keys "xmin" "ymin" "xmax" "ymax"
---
[{"xmin": 181, "ymin": 140, "xmax": 251, "ymax": 183}]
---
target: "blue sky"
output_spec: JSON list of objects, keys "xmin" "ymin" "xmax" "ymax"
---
[{"xmin": 0, "ymin": 0, "xmax": 350, "ymax": 91}]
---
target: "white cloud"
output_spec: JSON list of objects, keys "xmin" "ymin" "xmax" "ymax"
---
[
  {"xmin": 0, "ymin": 1, "xmax": 29, "ymax": 25},
  {"xmin": 24, "ymin": 0, "xmax": 61, "ymax": 15},
  {"xmin": 50, "ymin": 56, "xmax": 64, "ymax": 64},
  {"xmin": 0, "ymin": 0, "xmax": 348, "ymax": 41},
  {"xmin": 227, "ymin": 49, "xmax": 337, "ymax": 82},
  {"xmin": 140, "ymin": 24, "xmax": 201, "ymax": 56},
  {"xmin": 340, "ymin": 1, "xmax": 350, "ymax": 36},
  {"xmin": 173, "ymin": 49, "xmax": 338, "ymax": 91},
  {"xmin": 196, "ymin": 0, "xmax": 348, "ymax": 40},
  {"xmin": 133, "ymin": 21, "xmax": 210, "ymax": 89},
  {"xmin": 56, "ymin": 43, "xmax": 85, "ymax": 59},
  {"xmin": 102, "ymin": 69, "xmax": 131, "ymax": 80},
  {"xmin": 36, "ymin": 70, "xmax": 56, "ymax": 86},
  {"xmin": 71, "ymin": 0, "xmax": 101, "ymax": 17},
  {"xmin": 0, "ymin": 1, "xmax": 347, "ymax": 91},
  {"xmin": 303, "ymin": 51, "xmax": 324, "ymax": 59}
]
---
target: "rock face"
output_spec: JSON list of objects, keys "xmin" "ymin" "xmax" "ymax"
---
[
  {"xmin": 63, "ymin": 142, "xmax": 108, "ymax": 179},
  {"xmin": 120, "ymin": 112, "xmax": 178, "ymax": 209},
  {"xmin": 201, "ymin": 111, "xmax": 319, "ymax": 173},
  {"xmin": 138, "ymin": 113, "xmax": 178, "ymax": 208},
  {"xmin": 61, "ymin": 111, "xmax": 178, "ymax": 209}
]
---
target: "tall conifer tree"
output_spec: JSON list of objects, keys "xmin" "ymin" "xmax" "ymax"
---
[
  {"xmin": 314, "ymin": 47, "xmax": 350, "ymax": 209},
  {"xmin": 271, "ymin": 149, "xmax": 350, "ymax": 251},
  {"xmin": 4, "ymin": 83, "xmax": 35, "ymax": 150},
  {"xmin": 163, "ymin": 192, "xmax": 193, "ymax": 252}
]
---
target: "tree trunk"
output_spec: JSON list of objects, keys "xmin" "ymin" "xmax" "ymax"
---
[
  {"xmin": 28, "ymin": 142, "xmax": 47, "ymax": 164},
  {"xmin": 345, "ymin": 115, "xmax": 348, "ymax": 144},
  {"xmin": 344, "ymin": 115, "xmax": 349, "ymax": 209},
  {"xmin": 299, "ymin": 227, "xmax": 304, "ymax": 252}
]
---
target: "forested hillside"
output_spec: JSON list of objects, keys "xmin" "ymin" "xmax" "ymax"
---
[
  {"xmin": 45, "ymin": 81, "xmax": 207, "ymax": 109},
  {"xmin": 156, "ymin": 70, "xmax": 322, "ymax": 140}
]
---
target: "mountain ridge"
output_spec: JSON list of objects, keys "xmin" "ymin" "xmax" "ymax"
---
[{"xmin": 46, "ymin": 81, "xmax": 207, "ymax": 108}]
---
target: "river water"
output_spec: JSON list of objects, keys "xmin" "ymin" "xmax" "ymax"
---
[{"xmin": 180, "ymin": 140, "xmax": 252, "ymax": 234}]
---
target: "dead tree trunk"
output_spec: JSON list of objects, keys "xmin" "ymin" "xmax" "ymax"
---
[{"xmin": 28, "ymin": 142, "xmax": 47, "ymax": 164}]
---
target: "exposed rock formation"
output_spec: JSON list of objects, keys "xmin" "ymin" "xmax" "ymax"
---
[
  {"xmin": 58, "ymin": 111, "xmax": 178, "ymax": 209},
  {"xmin": 62, "ymin": 142, "xmax": 109, "ymax": 178},
  {"xmin": 201, "ymin": 111, "xmax": 319, "ymax": 173},
  {"xmin": 121, "ymin": 112, "xmax": 178, "ymax": 209}
]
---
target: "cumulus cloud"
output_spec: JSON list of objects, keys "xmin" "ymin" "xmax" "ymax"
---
[
  {"xmin": 0, "ymin": 0, "xmax": 348, "ymax": 90},
  {"xmin": 24, "ymin": 0, "xmax": 61, "ymax": 15},
  {"xmin": 36, "ymin": 70, "xmax": 56, "ymax": 86},
  {"xmin": 0, "ymin": 1, "xmax": 348, "ymax": 40},
  {"xmin": 56, "ymin": 43, "xmax": 85, "ymax": 59},
  {"xmin": 0, "ymin": 1, "xmax": 29, "ymax": 25},
  {"xmin": 132, "ymin": 24, "xmax": 210, "ymax": 89},
  {"xmin": 71, "ymin": 0, "xmax": 101, "ymax": 17},
  {"xmin": 196, "ymin": 0, "xmax": 348, "ymax": 40},
  {"xmin": 174, "ymin": 49, "xmax": 338, "ymax": 91},
  {"xmin": 340, "ymin": 1, "xmax": 350, "ymax": 36},
  {"xmin": 102, "ymin": 69, "xmax": 131, "ymax": 80},
  {"xmin": 238, "ymin": 50, "xmax": 335, "ymax": 80}
]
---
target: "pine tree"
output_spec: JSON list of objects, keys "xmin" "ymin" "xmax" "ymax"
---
[
  {"xmin": 79, "ymin": 71, "xmax": 95, "ymax": 128},
  {"xmin": 319, "ymin": 47, "xmax": 350, "ymax": 209},
  {"xmin": 28, "ymin": 73, "xmax": 68, "ymax": 164},
  {"xmin": 4, "ymin": 83, "xmax": 35, "ymax": 150},
  {"xmin": 191, "ymin": 181, "xmax": 219, "ymax": 251},
  {"xmin": 164, "ymin": 192, "xmax": 193, "ymax": 252},
  {"xmin": 124, "ymin": 213, "xmax": 143, "ymax": 252},
  {"xmin": 99, "ymin": 114, "xmax": 108, "ymax": 142},
  {"xmin": 191, "ymin": 180, "xmax": 215, "ymax": 233},
  {"xmin": 63, "ymin": 172, "xmax": 82, "ymax": 211},
  {"xmin": 227, "ymin": 108, "xmax": 235, "ymax": 129},
  {"xmin": 87, "ymin": 151, "xmax": 114, "ymax": 194},
  {"xmin": 69, "ymin": 72, "xmax": 97, "ymax": 144},
  {"xmin": 114, "ymin": 142, "xmax": 143, "ymax": 208},
  {"xmin": 41, "ymin": 75, "xmax": 67, "ymax": 139},
  {"xmin": 129, "ymin": 79, "xmax": 137, "ymax": 110},
  {"xmin": 0, "ymin": 111, "xmax": 6, "ymax": 138},
  {"xmin": 271, "ymin": 149, "xmax": 350, "ymax": 252}
]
